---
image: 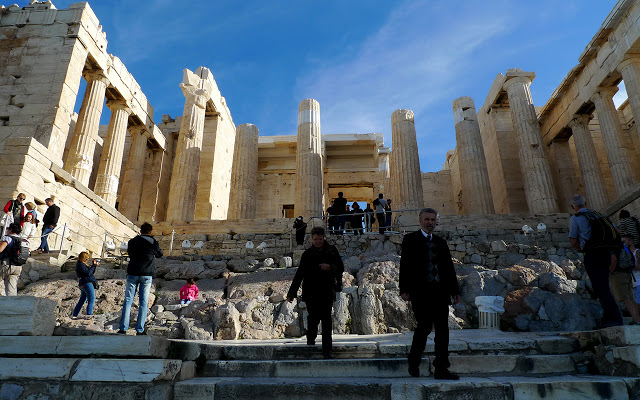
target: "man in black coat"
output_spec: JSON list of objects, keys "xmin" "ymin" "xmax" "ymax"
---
[
  {"xmin": 37, "ymin": 197, "xmax": 60, "ymax": 254},
  {"xmin": 400, "ymin": 208, "xmax": 460, "ymax": 380},
  {"xmin": 118, "ymin": 222, "xmax": 163, "ymax": 335},
  {"xmin": 287, "ymin": 226, "xmax": 344, "ymax": 358}
]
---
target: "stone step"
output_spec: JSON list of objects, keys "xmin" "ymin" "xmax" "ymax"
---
[
  {"xmin": 0, "ymin": 336, "xmax": 172, "ymax": 358},
  {"xmin": 174, "ymin": 375, "xmax": 640, "ymax": 400},
  {"xmin": 186, "ymin": 332, "xmax": 579, "ymax": 361},
  {"xmin": 201, "ymin": 354, "xmax": 589, "ymax": 379},
  {"xmin": 0, "ymin": 357, "xmax": 193, "ymax": 382}
]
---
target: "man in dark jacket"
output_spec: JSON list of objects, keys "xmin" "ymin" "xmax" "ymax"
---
[
  {"xmin": 37, "ymin": 197, "xmax": 60, "ymax": 254},
  {"xmin": 118, "ymin": 222, "xmax": 163, "ymax": 335},
  {"xmin": 287, "ymin": 226, "xmax": 344, "ymax": 358},
  {"xmin": 400, "ymin": 208, "xmax": 460, "ymax": 380}
]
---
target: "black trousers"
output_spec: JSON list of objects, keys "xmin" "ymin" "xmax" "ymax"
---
[
  {"xmin": 408, "ymin": 298, "xmax": 450, "ymax": 371},
  {"xmin": 584, "ymin": 250, "xmax": 623, "ymax": 327},
  {"xmin": 376, "ymin": 213, "xmax": 385, "ymax": 234},
  {"xmin": 306, "ymin": 299, "xmax": 333, "ymax": 355}
]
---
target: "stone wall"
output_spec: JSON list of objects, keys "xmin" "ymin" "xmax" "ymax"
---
[
  {"xmin": 421, "ymin": 170, "xmax": 455, "ymax": 215},
  {"xmin": 0, "ymin": 137, "xmax": 137, "ymax": 255}
]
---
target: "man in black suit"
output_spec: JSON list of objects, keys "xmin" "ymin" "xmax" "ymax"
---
[{"xmin": 400, "ymin": 207, "xmax": 460, "ymax": 380}]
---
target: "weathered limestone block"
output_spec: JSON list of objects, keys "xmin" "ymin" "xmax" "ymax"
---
[
  {"xmin": 70, "ymin": 359, "xmax": 182, "ymax": 382},
  {"xmin": 590, "ymin": 88, "xmax": 638, "ymax": 197},
  {"xmin": 213, "ymin": 304, "xmax": 241, "ymax": 340},
  {"xmin": 503, "ymin": 72, "xmax": 558, "ymax": 214},
  {"xmin": 568, "ymin": 114, "xmax": 608, "ymax": 210},
  {"xmin": 0, "ymin": 296, "xmax": 56, "ymax": 336},
  {"xmin": 389, "ymin": 109, "xmax": 424, "ymax": 219},
  {"xmin": 452, "ymin": 97, "xmax": 494, "ymax": 214},
  {"xmin": 228, "ymin": 123, "xmax": 259, "ymax": 219},
  {"xmin": 295, "ymin": 99, "xmax": 323, "ymax": 219}
]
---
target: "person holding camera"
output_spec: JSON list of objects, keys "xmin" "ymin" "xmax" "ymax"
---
[{"xmin": 72, "ymin": 252, "xmax": 99, "ymax": 319}]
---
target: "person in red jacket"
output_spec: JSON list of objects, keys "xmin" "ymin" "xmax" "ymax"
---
[
  {"xmin": 179, "ymin": 278, "xmax": 199, "ymax": 305},
  {"xmin": 2, "ymin": 193, "xmax": 26, "ymax": 232}
]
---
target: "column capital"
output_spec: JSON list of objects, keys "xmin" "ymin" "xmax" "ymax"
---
[
  {"xmin": 106, "ymin": 99, "xmax": 132, "ymax": 114},
  {"xmin": 129, "ymin": 124, "xmax": 149, "ymax": 137},
  {"xmin": 617, "ymin": 56, "xmax": 640, "ymax": 73},
  {"xmin": 590, "ymin": 87, "xmax": 618, "ymax": 103},
  {"xmin": 392, "ymin": 109, "xmax": 415, "ymax": 125},
  {"xmin": 83, "ymin": 70, "xmax": 109, "ymax": 86},
  {"xmin": 568, "ymin": 114, "xmax": 591, "ymax": 128},
  {"xmin": 180, "ymin": 84, "xmax": 208, "ymax": 109},
  {"xmin": 503, "ymin": 75, "xmax": 533, "ymax": 91}
]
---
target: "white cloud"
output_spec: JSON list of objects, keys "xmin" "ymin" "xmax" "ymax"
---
[{"xmin": 294, "ymin": 0, "xmax": 515, "ymax": 171}]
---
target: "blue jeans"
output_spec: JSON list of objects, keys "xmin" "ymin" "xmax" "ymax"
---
[
  {"xmin": 73, "ymin": 283, "xmax": 95, "ymax": 317},
  {"xmin": 39, "ymin": 226, "xmax": 54, "ymax": 252},
  {"xmin": 119, "ymin": 275, "xmax": 152, "ymax": 333}
]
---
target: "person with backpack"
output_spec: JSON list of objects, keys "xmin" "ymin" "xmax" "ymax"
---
[
  {"xmin": 622, "ymin": 234, "xmax": 640, "ymax": 323},
  {"xmin": 0, "ymin": 222, "xmax": 26, "ymax": 296},
  {"xmin": 611, "ymin": 235, "xmax": 640, "ymax": 325},
  {"xmin": 569, "ymin": 194, "xmax": 623, "ymax": 328}
]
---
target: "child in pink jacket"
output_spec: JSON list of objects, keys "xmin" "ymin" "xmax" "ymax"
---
[{"xmin": 179, "ymin": 278, "xmax": 199, "ymax": 305}]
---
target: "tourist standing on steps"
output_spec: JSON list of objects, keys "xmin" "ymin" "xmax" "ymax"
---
[
  {"xmin": 293, "ymin": 216, "xmax": 307, "ymax": 246},
  {"xmin": 0, "ymin": 222, "xmax": 23, "ymax": 296},
  {"xmin": 72, "ymin": 252, "xmax": 98, "ymax": 319},
  {"xmin": 333, "ymin": 192, "xmax": 348, "ymax": 234},
  {"xmin": 118, "ymin": 222, "xmax": 163, "ymax": 335},
  {"xmin": 400, "ymin": 208, "xmax": 461, "ymax": 380},
  {"xmin": 569, "ymin": 194, "xmax": 623, "ymax": 328},
  {"xmin": 287, "ymin": 226, "xmax": 344, "ymax": 359},
  {"xmin": 2, "ymin": 193, "xmax": 26, "ymax": 236},
  {"xmin": 619, "ymin": 209, "xmax": 640, "ymax": 248},
  {"xmin": 373, "ymin": 193, "xmax": 387, "ymax": 234},
  {"xmin": 37, "ymin": 197, "xmax": 60, "ymax": 254}
]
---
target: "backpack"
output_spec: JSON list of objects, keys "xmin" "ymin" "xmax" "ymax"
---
[
  {"xmin": 8, "ymin": 235, "xmax": 30, "ymax": 266},
  {"xmin": 372, "ymin": 199, "xmax": 380, "ymax": 207},
  {"xmin": 619, "ymin": 244, "xmax": 636, "ymax": 271},
  {"xmin": 578, "ymin": 210, "xmax": 621, "ymax": 251}
]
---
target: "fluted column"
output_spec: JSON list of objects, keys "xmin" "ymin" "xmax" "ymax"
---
[
  {"xmin": 118, "ymin": 126, "xmax": 148, "ymax": 221},
  {"xmin": 618, "ymin": 57, "xmax": 640, "ymax": 141},
  {"xmin": 94, "ymin": 100, "xmax": 131, "ymax": 206},
  {"xmin": 295, "ymin": 99, "xmax": 323, "ymax": 219},
  {"xmin": 228, "ymin": 123, "xmax": 259, "ymax": 219},
  {"xmin": 390, "ymin": 109, "xmax": 424, "ymax": 211},
  {"xmin": 568, "ymin": 115, "xmax": 608, "ymax": 210},
  {"xmin": 591, "ymin": 88, "xmax": 637, "ymax": 196},
  {"xmin": 166, "ymin": 85, "xmax": 209, "ymax": 222},
  {"xmin": 64, "ymin": 70, "xmax": 109, "ymax": 186},
  {"xmin": 503, "ymin": 75, "xmax": 559, "ymax": 214},
  {"xmin": 452, "ymin": 97, "xmax": 494, "ymax": 214}
]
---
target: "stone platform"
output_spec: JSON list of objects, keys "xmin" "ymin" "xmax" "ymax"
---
[{"xmin": 0, "ymin": 329, "xmax": 638, "ymax": 399}]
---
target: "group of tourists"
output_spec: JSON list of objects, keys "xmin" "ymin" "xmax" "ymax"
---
[
  {"xmin": 0, "ymin": 193, "xmax": 60, "ymax": 296},
  {"xmin": 325, "ymin": 192, "xmax": 392, "ymax": 235},
  {"xmin": 569, "ymin": 194, "xmax": 640, "ymax": 327}
]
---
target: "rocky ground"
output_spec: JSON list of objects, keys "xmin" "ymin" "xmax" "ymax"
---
[{"xmin": 4, "ymin": 230, "xmax": 614, "ymax": 341}]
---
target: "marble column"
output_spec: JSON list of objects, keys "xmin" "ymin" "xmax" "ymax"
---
[
  {"xmin": 390, "ymin": 109, "xmax": 424, "ymax": 211},
  {"xmin": 228, "ymin": 123, "xmax": 259, "ymax": 219},
  {"xmin": 590, "ymin": 88, "xmax": 637, "ymax": 196},
  {"xmin": 118, "ymin": 126, "xmax": 148, "ymax": 221},
  {"xmin": 452, "ymin": 96, "xmax": 494, "ymax": 214},
  {"xmin": 64, "ymin": 70, "xmax": 109, "ymax": 187},
  {"xmin": 568, "ymin": 115, "xmax": 608, "ymax": 210},
  {"xmin": 166, "ymin": 85, "xmax": 209, "ymax": 222},
  {"xmin": 295, "ymin": 99, "xmax": 323, "ymax": 220},
  {"xmin": 618, "ymin": 57, "xmax": 640, "ymax": 141},
  {"xmin": 503, "ymin": 75, "xmax": 559, "ymax": 214},
  {"xmin": 94, "ymin": 100, "xmax": 131, "ymax": 206}
]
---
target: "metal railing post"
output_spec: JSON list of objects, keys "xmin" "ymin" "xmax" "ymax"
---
[{"xmin": 58, "ymin": 223, "xmax": 67, "ymax": 253}]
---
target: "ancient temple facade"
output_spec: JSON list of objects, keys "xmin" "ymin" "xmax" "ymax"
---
[{"xmin": 1, "ymin": 1, "xmax": 640, "ymax": 255}]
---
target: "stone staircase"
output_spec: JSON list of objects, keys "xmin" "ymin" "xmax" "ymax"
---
[{"xmin": 1, "ymin": 329, "xmax": 639, "ymax": 399}]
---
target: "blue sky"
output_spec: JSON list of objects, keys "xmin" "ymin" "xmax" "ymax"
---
[{"xmin": 29, "ymin": 0, "xmax": 619, "ymax": 172}]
